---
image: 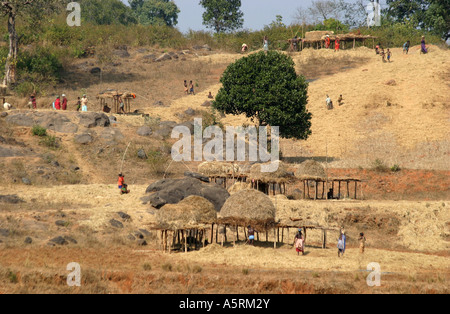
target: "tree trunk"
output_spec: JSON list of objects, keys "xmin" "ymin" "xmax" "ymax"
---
[{"xmin": 3, "ymin": 13, "xmax": 18, "ymax": 87}]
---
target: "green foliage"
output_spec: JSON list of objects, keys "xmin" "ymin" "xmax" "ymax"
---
[
  {"xmin": 39, "ymin": 135, "xmax": 60, "ymax": 150},
  {"xmin": 385, "ymin": 0, "xmax": 450, "ymax": 40},
  {"xmin": 200, "ymin": 0, "xmax": 244, "ymax": 33},
  {"xmin": 213, "ymin": 51, "xmax": 311, "ymax": 140},
  {"xmin": 17, "ymin": 47, "xmax": 62, "ymax": 80},
  {"xmin": 32, "ymin": 125, "xmax": 47, "ymax": 137},
  {"xmin": 131, "ymin": 0, "xmax": 180, "ymax": 27},
  {"xmin": 371, "ymin": 159, "xmax": 389, "ymax": 172},
  {"xmin": 391, "ymin": 164, "xmax": 401, "ymax": 172},
  {"xmin": 81, "ymin": 0, "xmax": 137, "ymax": 25},
  {"xmin": 314, "ymin": 18, "xmax": 349, "ymax": 33}
]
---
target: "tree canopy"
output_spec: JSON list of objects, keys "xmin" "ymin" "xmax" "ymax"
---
[
  {"xmin": 81, "ymin": 0, "xmax": 137, "ymax": 25},
  {"xmin": 213, "ymin": 51, "xmax": 311, "ymax": 140},
  {"xmin": 129, "ymin": 0, "xmax": 180, "ymax": 27},
  {"xmin": 199, "ymin": 0, "xmax": 244, "ymax": 33}
]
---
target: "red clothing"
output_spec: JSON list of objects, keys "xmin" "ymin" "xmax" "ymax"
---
[
  {"xmin": 54, "ymin": 98, "xmax": 61, "ymax": 110},
  {"xmin": 62, "ymin": 98, "xmax": 67, "ymax": 110},
  {"xmin": 118, "ymin": 176, "xmax": 124, "ymax": 187},
  {"xmin": 325, "ymin": 37, "xmax": 331, "ymax": 48},
  {"xmin": 335, "ymin": 40, "xmax": 340, "ymax": 51},
  {"xmin": 30, "ymin": 97, "xmax": 36, "ymax": 109}
]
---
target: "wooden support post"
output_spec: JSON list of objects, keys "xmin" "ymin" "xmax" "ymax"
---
[
  {"xmin": 353, "ymin": 38, "xmax": 356, "ymax": 49},
  {"xmin": 354, "ymin": 181, "xmax": 357, "ymax": 199},
  {"xmin": 183, "ymin": 230, "xmax": 187, "ymax": 253},
  {"xmin": 236, "ymin": 225, "xmax": 239, "ymax": 242},
  {"xmin": 215, "ymin": 225, "xmax": 218, "ymax": 243},
  {"xmin": 210, "ymin": 223, "xmax": 214, "ymax": 244},
  {"xmin": 338, "ymin": 181, "xmax": 341, "ymax": 199},
  {"xmin": 347, "ymin": 181, "xmax": 350, "ymax": 198},
  {"xmin": 277, "ymin": 228, "xmax": 280, "ymax": 243},
  {"xmin": 281, "ymin": 227, "xmax": 284, "ymax": 243},
  {"xmin": 265, "ymin": 230, "xmax": 268, "ymax": 242},
  {"xmin": 224, "ymin": 225, "xmax": 227, "ymax": 242},
  {"xmin": 256, "ymin": 231, "xmax": 259, "ymax": 241},
  {"xmin": 322, "ymin": 229, "xmax": 327, "ymax": 249},
  {"xmin": 273, "ymin": 228, "xmax": 276, "ymax": 249},
  {"xmin": 314, "ymin": 181, "xmax": 317, "ymax": 200},
  {"xmin": 303, "ymin": 180, "xmax": 306, "ymax": 199}
]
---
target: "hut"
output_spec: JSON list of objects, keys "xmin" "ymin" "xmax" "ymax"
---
[
  {"xmin": 197, "ymin": 161, "xmax": 245, "ymax": 188},
  {"xmin": 302, "ymin": 31, "xmax": 377, "ymax": 50},
  {"xmin": 327, "ymin": 176, "xmax": 363, "ymax": 200},
  {"xmin": 218, "ymin": 189, "xmax": 277, "ymax": 247},
  {"xmin": 154, "ymin": 195, "xmax": 217, "ymax": 252},
  {"xmin": 97, "ymin": 90, "xmax": 136, "ymax": 114},
  {"xmin": 248, "ymin": 160, "xmax": 294, "ymax": 195},
  {"xmin": 295, "ymin": 160, "xmax": 327, "ymax": 200}
]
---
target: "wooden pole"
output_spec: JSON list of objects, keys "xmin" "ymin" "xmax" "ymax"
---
[
  {"xmin": 314, "ymin": 181, "xmax": 317, "ymax": 200},
  {"xmin": 273, "ymin": 228, "xmax": 276, "ymax": 249},
  {"xmin": 210, "ymin": 223, "xmax": 214, "ymax": 244},
  {"xmin": 184, "ymin": 230, "xmax": 187, "ymax": 253},
  {"xmin": 347, "ymin": 181, "xmax": 350, "ymax": 198},
  {"xmin": 338, "ymin": 181, "xmax": 341, "ymax": 199}
]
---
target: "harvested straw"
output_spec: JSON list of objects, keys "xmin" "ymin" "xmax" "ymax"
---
[
  {"xmin": 156, "ymin": 195, "xmax": 216, "ymax": 230},
  {"xmin": 227, "ymin": 181, "xmax": 252, "ymax": 194},
  {"xmin": 218, "ymin": 189, "xmax": 276, "ymax": 229},
  {"xmin": 249, "ymin": 160, "xmax": 293, "ymax": 183},
  {"xmin": 294, "ymin": 160, "xmax": 326, "ymax": 180},
  {"xmin": 198, "ymin": 161, "xmax": 239, "ymax": 176},
  {"xmin": 304, "ymin": 31, "xmax": 334, "ymax": 41}
]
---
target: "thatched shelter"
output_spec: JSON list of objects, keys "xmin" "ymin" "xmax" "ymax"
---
[
  {"xmin": 154, "ymin": 196, "xmax": 217, "ymax": 252},
  {"xmin": 295, "ymin": 160, "xmax": 327, "ymax": 200},
  {"xmin": 302, "ymin": 30, "xmax": 378, "ymax": 49},
  {"xmin": 249, "ymin": 160, "xmax": 294, "ymax": 195},
  {"xmin": 97, "ymin": 89, "xmax": 136, "ymax": 113},
  {"xmin": 198, "ymin": 161, "xmax": 246, "ymax": 188},
  {"xmin": 218, "ymin": 189, "xmax": 276, "ymax": 231}
]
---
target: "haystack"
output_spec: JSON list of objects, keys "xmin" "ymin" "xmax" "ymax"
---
[
  {"xmin": 249, "ymin": 160, "xmax": 293, "ymax": 183},
  {"xmin": 218, "ymin": 189, "xmax": 275, "ymax": 229},
  {"xmin": 198, "ymin": 161, "xmax": 239, "ymax": 176},
  {"xmin": 295, "ymin": 160, "xmax": 326, "ymax": 180},
  {"xmin": 155, "ymin": 195, "xmax": 216, "ymax": 230},
  {"xmin": 304, "ymin": 31, "xmax": 334, "ymax": 41},
  {"xmin": 227, "ymin": 181, "xmax": 252, "ymax": 194}
]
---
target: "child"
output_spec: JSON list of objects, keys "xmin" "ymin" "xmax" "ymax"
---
[
  {"xmin": 386, "ymin": 49, "xmax": 392, "ymax": 62},
  {"xmin": 189, "ymin": 80, "xmax": 195, "ymax": 95},
  {"xmin": 337, "ymin": 234, "xmax": 345, "ymax": 257},
  {"xmin": 358, "ymin": 232, "xmax": 366, "ymax": 253},
  {"xmin": 338, "ymin": 94, "xmax": 343, "ymax": 106},
  {"xmin": 380, "ymin": 48, "xmax": 386, "ymax": 62},
  {"xmin": 403, "ymin": 41, "xmax": 410, "ymax": 54},
  {"xmin": 293, "ymin": 229, "xmax": 305, "ymax": 256},
  {"xmin": 184, "ymin": 80, "xmax": 188, "ymax": 95},
  {"xmin": 118, "ymin": 173, "xmax": 130, "ymax": 195},
  {"xmin": 76, "ymin": 97, "xmax": 81, "ymax": 111}
]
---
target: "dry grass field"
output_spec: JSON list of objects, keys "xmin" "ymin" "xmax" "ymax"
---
[{"xmin": 0, "ymin": 45, "xmax": 449, "ymax": 294}]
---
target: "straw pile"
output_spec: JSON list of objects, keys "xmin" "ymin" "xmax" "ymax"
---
[
  {"xmin": 218, "ymin": 189, "xmax": 276, "ymax": 229},
  {"xmin": 227, "ymin": 181, "xmax": 252, "ymax": 194},
  {"xmin": 155, "ymin": 195, "xmax": 217, "ymax": 230},
  {"xmin": 198, "ymin": 161, "xmax": 239, "ymax": 176},
  {"xmin": 295, "ymin": 160, "xmax": 326, "ymax": 180},
  {"xmin": 249, "ymin": 160, "xmax": 293, "ymax": 183},
  {"xmin": 304, "ymin": 31, "xmax": 334, "ymax": 41}
]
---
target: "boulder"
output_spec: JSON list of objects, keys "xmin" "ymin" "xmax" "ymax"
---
[
  {"xmin": 90, "ymin": 67, "xmax": 101, "ymax": 74},
  {"xmin": 145, "ymin": 177, "xmax": 229, "ymax": 211},
  {"xmin": 21, "ymin": 177, "xmax": 31, "ymax": 185},
  {"xmin": 184, "ymin": 171, "xmax": 209, "ymax": 183},
  {"xmin": 113, "ymin": 49, "xmax": 130, "ymax": 58},
  {"xmin": 137, "ymin": 126, "xmax": 152, "ymax": 136},
  {"xmin": 78, "ymin": 112, "xmax": 110, "ymax": 128},
  {"xmin": 137, "ymin": 149, "xmax": 147, "ymax": 160},
  {"xmin": 117, "ymin": 212, "xmax": 131, "ymax": 221},
  {"xmin": 24, "ymin": 237, "xmax": 32, "ymax": 244},
  {"xmin": 110, "ymin": 219, "xmax": 124, "ymax": 228},
  {"xmin": 49, "ymin": 236, "xmax": 68, "ymax": 246},
  {"xmin": 74, "ymin": 133, "xmax": 93, "ymax": 145},
  {"xmin": 0, "ymin": 194, "xmax": 25, "ymax": 204},
  {"xmin": 155, "ymin": 53, "xmax": 172, "ymax": 62}
]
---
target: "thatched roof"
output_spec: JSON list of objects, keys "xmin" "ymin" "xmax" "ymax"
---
[
  {"xmin": 218, "ymin": 189, "xmax": 276, "ymax": 229},
  {"xmin": 155, "ymin": 195, "xmax": 216, "ymax": 230},
  {"xmin": 198, "ymin": 161, "xmax": 239, "ymax": 176},
  {"xmin": 304, "ymin": 30, "xmax": 334, "ymax": 41},
  {"xmin": 249, "ymin": 160, "xmax": 294, "ymax": 183},
  {"xmin": 295, "ymin": 160, "xmax": 326, "ymax": 180},
  {"xmin": 97, "ymin": 90, "xmax": 136, "ymax": 99}
]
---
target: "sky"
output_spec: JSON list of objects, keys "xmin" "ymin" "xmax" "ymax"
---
[{"xmin": 172, "ymin": 0, "xmax": 315, "ymax": 33}]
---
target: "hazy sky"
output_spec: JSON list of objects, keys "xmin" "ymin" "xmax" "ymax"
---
[{"xmin": 172, "ymin": 0, "xmax": 315, "ymax": 33}]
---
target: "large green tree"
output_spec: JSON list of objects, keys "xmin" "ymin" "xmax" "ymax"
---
[
  {"xmin": 199, "ymin": 0, "xmax": 244, "ymax": 33},
  {"xmin": 385, "ymin": 0, "xmax": 449, "ymax": 40},
  {"xmin": 0, "ymin": 0, "xmax": 61, "ymax": 87},
  {"xmin": 81, "ymin": 0, "xmax": 136, "ymax": 26},
  {"xmin": 129, "ymin": 0, "xmax": 180, "ymax": 26},
  {"xmin": 213, "ymin": 51, "xmax": 311, "ymax": 140}
]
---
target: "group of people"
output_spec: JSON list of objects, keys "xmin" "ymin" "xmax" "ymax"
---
[
  {"xmin": 325, "ymin": 94, "xmax": 344, "ymax": 110},
  {"xmin": 25, "ymin": 93, "xmax": 89, "ymax": 112},
  {"xmin": 246, "ymin": 225, "xmax": 366, "ymax": 257},
  {"xmin": 375, "ymin": 35, "xmax": 429, "ymax": 62},
  {"xmin": 184, "ymin": 80, "xmax": 195, "ymax": 95}
]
